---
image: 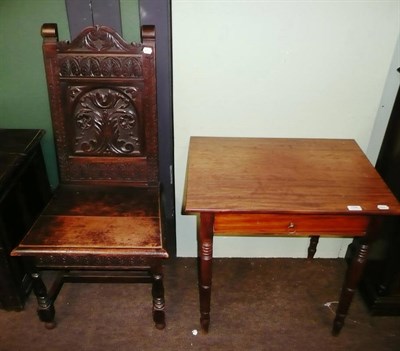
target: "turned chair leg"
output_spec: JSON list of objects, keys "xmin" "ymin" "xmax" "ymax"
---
[
  {"xmin": 31, "ymin": 271, "xmax": 56, "ymax": 329},
  {"xmin": 151, "ymin": 266, "xmax": 166, "ymax": 330}
]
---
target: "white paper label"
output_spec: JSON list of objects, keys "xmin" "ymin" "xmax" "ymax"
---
[
  {"xmin": 377, "ymin": 204, "xmax": 390, "ymax": 210},
  {"xmin": 143, "ymin": 47, "xmax": 152, "ymax": 54},
  {"xmin": 347, "ymin": 205, "xmax": 362, "ymax": 211}
]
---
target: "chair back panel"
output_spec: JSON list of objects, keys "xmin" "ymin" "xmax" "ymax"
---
[{"xmin": 41, "ymin": 24, "xmax": 158, "ymax": 185}]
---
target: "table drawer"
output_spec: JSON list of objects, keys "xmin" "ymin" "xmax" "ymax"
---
[{"xmin": 213, "ymin": 213, "xmax": 369, "ymax": 236}]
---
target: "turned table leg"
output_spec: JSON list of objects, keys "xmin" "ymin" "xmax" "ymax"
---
[
  {"xmin": 198, "ymin": 213, "xmax": 214, "ymax": 333},
  {"xmin": 332, "ymin": 218, "xmax": 381, "ymax": 335},
  {"xmin": 307, "ymin": 235, "xmax": 320, "ymax": 259},
  {"xmin": 332, "ymin": 240, "xmax": 368, "ymax": 335}
]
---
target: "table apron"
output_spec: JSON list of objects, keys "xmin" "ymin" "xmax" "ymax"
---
[{"xmin": 213, "ymin": 213, "xmax": 370, "ymax": 237}]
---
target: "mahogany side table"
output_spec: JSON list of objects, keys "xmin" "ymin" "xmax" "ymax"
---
[{"xmin": 183, "ymin": 136, "xmax": 400, "ymax": 335}]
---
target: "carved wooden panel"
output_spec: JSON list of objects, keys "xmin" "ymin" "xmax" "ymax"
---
[
  {"xmin": 67, "ymin": 86, "xmax": 143, "ymax": 156},
  {"xmin": 67, "ymin": 158, "xmax": 148, "ymax": 182},
  {"xmin": 57, "ymin": 25, "xmax": 142, "ymax": 52},
  {"xmin": 35, "ymin": 254, "xmax": 158, "ymax": 268}
]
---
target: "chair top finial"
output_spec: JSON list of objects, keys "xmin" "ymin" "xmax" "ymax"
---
[{"xmin": 41, "ymin": 23, "xmax": 58, "ymax": 41}]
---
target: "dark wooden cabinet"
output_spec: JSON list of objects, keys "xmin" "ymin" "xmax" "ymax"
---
[
  {"xmin": 347, "ymin": 76, "xmax": 400, "ymax": 315},
  {"xmin": 0, "ymin": 129, "xmax": 52, "ymax": 310}
]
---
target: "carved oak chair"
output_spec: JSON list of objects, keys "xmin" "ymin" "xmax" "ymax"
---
[{"xmin": 11, "ymin": 23, "xmax": 168, "ymax": 329}]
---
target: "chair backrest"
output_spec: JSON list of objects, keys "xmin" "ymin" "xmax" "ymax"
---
[{"xmin": 41, "ymin": 23, "xmax": 159, "ymax": 186}]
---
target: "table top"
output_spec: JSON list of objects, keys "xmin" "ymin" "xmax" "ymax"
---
[{"xmin": 183, "ymin": 137, "xmax": 400, "ymax": 216}]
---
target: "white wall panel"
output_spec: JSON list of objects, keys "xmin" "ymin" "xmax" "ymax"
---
[{"xmin": 172, "ymin": 0, "xmax": 400, "ymax": 257}]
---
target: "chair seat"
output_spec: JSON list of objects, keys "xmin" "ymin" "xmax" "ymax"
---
[{"xmin": 12, "ymin": 184, "xmax": 168, "ymax": 259}]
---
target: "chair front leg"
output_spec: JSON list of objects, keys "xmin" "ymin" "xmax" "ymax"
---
[
  {"xmin": 151, "ymin": 265, "xmax": 166, "ymax": 330},
  {"xmin": 29, "ymin": 266, "xmax": 56, "ymax": 329}
]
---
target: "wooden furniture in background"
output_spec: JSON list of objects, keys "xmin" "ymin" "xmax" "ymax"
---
[
  {"xmin": 0, "ymin": 129, "xmax": 51, "ymax": 310},
  {"xmin": 349, "ymin": 78, "xmax": 400, "ymax": 315},
  {"xmin": 183, "ymin": 136, "xmax": 400, "ymax": 335},
  {"xmin": 11, "ymin": 24, "xmax": 168, "ymax": 329}
]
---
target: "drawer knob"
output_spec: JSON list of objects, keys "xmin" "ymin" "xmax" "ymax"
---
[{"xmin": 288, "ymin": 222, "xmax": 296, "ymax": 234}]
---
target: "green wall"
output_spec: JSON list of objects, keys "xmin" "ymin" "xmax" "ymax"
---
[{"xmin": 0, "ymin": 0, "xmax": 140, "ymax": 188}]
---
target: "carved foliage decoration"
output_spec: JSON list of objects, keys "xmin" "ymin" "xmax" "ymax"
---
[
  {"xmin": 59, "ymin": 56, "xmax": 142, "ymax": 78},
  {"xmin": 69, "ymin": 87, "xmax": 142, "ymax": 156}
]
